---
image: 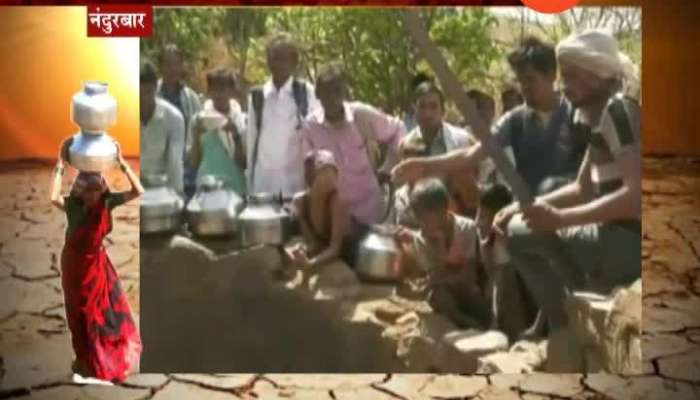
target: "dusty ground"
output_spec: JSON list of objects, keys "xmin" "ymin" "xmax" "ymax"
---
[{"xmin": 1, "ymin": 157, "xmax": 699, "ymax": 399}]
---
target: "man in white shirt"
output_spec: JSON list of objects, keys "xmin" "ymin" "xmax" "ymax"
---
[
  {"xmin": 157, "ymin": 43, "xmax": 202, "ymax": 199},
  {"xmin": 140, "ymin": 61, "xmax": 185, "ymax": 194},
  {"xmin": 246, "ymin": 32, "xmax": 321, "ymax": 197}
]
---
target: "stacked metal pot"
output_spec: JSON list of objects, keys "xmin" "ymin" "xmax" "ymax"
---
[{"xmin": 67, "ymin": 82, "xmax": 120, "ymax": 173}]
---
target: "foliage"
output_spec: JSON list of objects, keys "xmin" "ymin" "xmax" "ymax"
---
[
  {"xmin": 142, "ymin": 7, "xmax": 640, "ymax": 114},
  {"xmin": 141, "ymin": 8, "xmax": 225, "ymax": 66},
  {"xmin": 521, "ymin": 7, "xmax": 642, "ymax": 66}
]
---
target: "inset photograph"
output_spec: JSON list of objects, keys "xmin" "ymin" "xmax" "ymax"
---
[{"xmin": 137, "ymin": 6, "xmax": 642, "ymax": 374}]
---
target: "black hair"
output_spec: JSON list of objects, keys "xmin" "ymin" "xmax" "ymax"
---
[
  {"xmin": 501, "ymin": 85, "xmax": 522, "ymax": 100},
  {"xmin": 467, "ymin": 89, "xmax": 495, "ymax": 110},
  {"xmin": 159, "ymin": 43, "xmax": 183, "ymax": 64},
  {"xmin": 411, "ymin": 72, "xmax": 432, "ymax": 90},
  {"xmin": 479, "ymin": 182, "xmax": 513, "ymax": 213},
  {"xmin": 507, "ymin": 36, "xmax": 556, "ymax": 76},
  {"xmin": 410, "ymin": 178, "xmax": 450, "ymax": 214},
  {"xmin": 414, "ymin": 81, "xmax": 445, "ymax": 109},
  {"xmin": 140, "ymin": 60, "xmax": 158, "ymax": 85},
  {"xmin": 316, "ymin": 61, "xmax": 346, "ymax": 89},
  {"xmin": 206, "ymin": 67, "xmax": 237, "ymax": 90},
  {"xmin": 266, "ymin": 32, "xmax": 299, "ymax": 61}
]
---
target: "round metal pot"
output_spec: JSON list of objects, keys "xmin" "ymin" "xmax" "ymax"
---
[
  {"xmin": 71, "ymin": 81, "xmax": 117, "ymax": 132},
  {"xmin": 355, "ymin": 224, "xmax": 402, "ymax": 282},
  {"xmin": 68, "ymin": 132, "xmax": 118, "ymax": 172},
  {"xmin": 141, "ymin": 174, "xmax": 184, "ymax": 234},
  {"xmin": 186, "ymin": 175, "xmax": 244, "ymax": 237},
  {"xmin": 238, "ymin": 192, "xmax": 292, "ymax": 247}
]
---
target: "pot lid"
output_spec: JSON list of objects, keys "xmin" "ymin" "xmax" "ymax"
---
[{"xmin": 84, "ymin": 81, "xmax": 108, "ymax": 95}]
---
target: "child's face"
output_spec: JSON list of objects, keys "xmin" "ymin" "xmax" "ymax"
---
[
  {"xmin": 476, "ymin": 207, "xmax": 495, "ymax": 237},
  {"xmin": 208, "ymin": 84, "xmax": 233, "ymax": 111},
  {"xmin": 415, "ymin": 209, "xmax": 450, "ymax": 248}
]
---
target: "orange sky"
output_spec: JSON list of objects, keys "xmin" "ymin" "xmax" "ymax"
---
[{"xmin": 0, "ymin": 7, "xmax": 139, "ymax": 160}]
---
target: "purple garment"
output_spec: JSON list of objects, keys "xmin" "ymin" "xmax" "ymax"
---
[{"xmin": 301, "ymin": 102, "xmax": 404, "ymax": 226}]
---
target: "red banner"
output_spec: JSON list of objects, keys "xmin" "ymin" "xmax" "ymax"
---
[{"xmin": 86, "ymin": 4, "xmax": 153, "ymax": 37}]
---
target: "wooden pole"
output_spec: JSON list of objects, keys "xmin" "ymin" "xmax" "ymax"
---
[{"xmin": 400, "ymin": 10, "xmax": 534, "ymax": 206}]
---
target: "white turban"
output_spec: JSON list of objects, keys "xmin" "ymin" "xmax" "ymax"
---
[{"xmin": 556, "ymin": 29, "xmax": 625, "ymax": 80}]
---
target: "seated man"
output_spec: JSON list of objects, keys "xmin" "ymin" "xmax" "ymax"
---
[
  {"xmin": 396, "ymin": 178, "xmax": 490, "ymax": 330},
  {"xmin": 288, "ymin": 150, "xmax": 357, "ymax": 269},
  {"xmin": 285, "ymin": 150, "xmax": 363, "ymax": 296},
  {"xmin": 302, "ymin": 62, "xmax": 405, "ymax": 233},
  {"xmin": 190, "ymin": 67, "xmax": 247, "ymax": 195},
  {"xmin": 494, "ymin": 30, "xmax": 641, "ymax": 336}
]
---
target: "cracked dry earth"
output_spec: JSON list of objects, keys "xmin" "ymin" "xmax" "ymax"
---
[{"xmin": 1, "ymin": 157, "xmax": 700, "ymax": 400}]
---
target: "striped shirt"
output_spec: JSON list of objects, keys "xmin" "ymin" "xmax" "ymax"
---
[{"xmin": 575, "ymin": 93, "xmax": 641, "ymax": 197}]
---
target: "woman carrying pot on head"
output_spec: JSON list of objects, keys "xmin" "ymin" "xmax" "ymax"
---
[
  {"xmin": 49, "ymin": 138, "xmax": 144, "ymax": 383},
  {"xmin": 286, "ymin": 150, "xmax": 365, "ymax": 279}
]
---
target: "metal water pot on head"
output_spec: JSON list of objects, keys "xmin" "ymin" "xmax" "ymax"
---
[
  {"xmin": 355, "ymin": 181, "xmax": 403, "ymax": 282},
  {"xmin": 238, "ymin": 191, "xmax": 293, "ymax": 247},
  {"xmin": 140, "ymin": 174, "xmax": 185, "ymax": 234},
  {"xmin": 186, "ymin": 175, "xmax": 244, "ymax": 237},
  {"xmin": 67, "ymin": 82, "xmax": 119, "ymax": 172}
]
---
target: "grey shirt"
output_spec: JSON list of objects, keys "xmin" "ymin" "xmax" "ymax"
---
[{"xmin": 493, "ymin": 95, "xmax": 587, "ymax": 192}]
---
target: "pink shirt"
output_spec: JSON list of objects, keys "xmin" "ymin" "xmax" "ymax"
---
[{"xmin": 301, "ymin": 102, "xmax": 405, "ymax": 227}]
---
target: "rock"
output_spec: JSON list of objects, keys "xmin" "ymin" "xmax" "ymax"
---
[
  {"xmin": 657, "ymin": 348, "xmax": 700, "ymax": 382},
  {"xmin": 518, "ymin": 373, "xmax": 584, "ymax": 398},
  {"xmin": 603, "ymin": 280, "xmax": 642, "ymax": 375},
  {"xmin": 440, "ymin": 330, "xmax": 509, "ymax": 373},
  {"xmin": 420, "ymin": 375, "xmax": 488, "ymax": 398},
  {"xmin": 585, "ymin": 376, "xmax": 700, "ymax": 400},
  {"xmin": 151, "ymin": 381, "xmax": 239, "ymax": 400},
  {"xmin": 555, "ymin": 279, "xmax": 642, "ymax": 374},
  {"xmin": 566, "ymin": 292, "xmax": 615, "ymax": 348},
  {"xmin": 479, "ymin": 340, "xmax": 548, "ymax": 373}
]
